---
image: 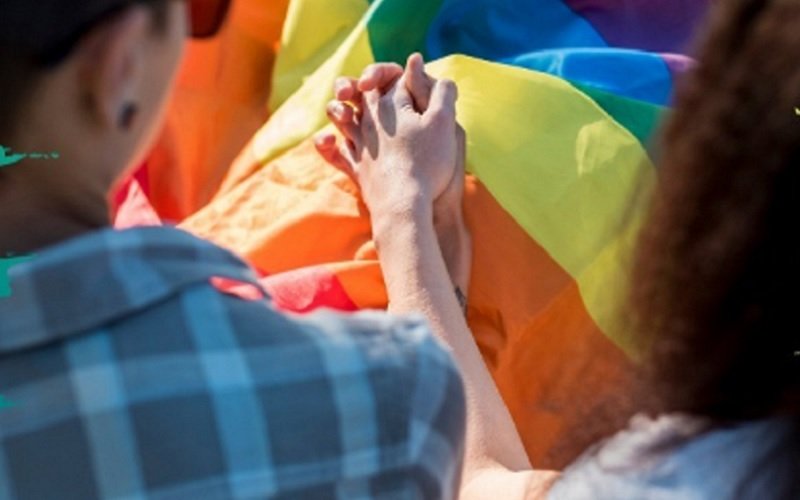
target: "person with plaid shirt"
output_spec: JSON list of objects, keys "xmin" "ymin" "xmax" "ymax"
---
[
  {"xmin": 0, "ymin": 0, "xmax": 471, "ymax": 498},
  {"xmin": 0, "ymin": 227, "xmax": 466, "ymax": 499}
]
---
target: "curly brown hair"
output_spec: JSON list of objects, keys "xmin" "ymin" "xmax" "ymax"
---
[{"xmin": 631, "ymin": 0, "xmax": 800, "ymax": 422}]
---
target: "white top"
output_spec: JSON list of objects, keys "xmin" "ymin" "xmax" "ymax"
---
[{"xmin": 549, "ymin": 413, "xmax": 797, "ymax": 499}]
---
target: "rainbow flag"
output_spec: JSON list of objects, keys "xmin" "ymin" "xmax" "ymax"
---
[
  {"xmin": 203, "ymin": 0, "xmax": 710, "ymax": 348},
  {"xmin": 122, "ymin": 0, "xmax": 711, "ymax": 466}
]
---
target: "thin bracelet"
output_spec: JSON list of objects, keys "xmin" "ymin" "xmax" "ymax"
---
[{"xmin": 455, "ymin": 286, "xmax": 468, "ymax": 316}]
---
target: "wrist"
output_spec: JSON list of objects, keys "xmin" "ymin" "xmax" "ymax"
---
[{"xmin": 371, "ymin": 197, "xmax": 435, "ymax": 246}]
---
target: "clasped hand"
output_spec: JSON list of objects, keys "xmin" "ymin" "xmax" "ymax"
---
[{"xmin": 315, "ymin": 54, "xmax": 466, "ymax": 237}]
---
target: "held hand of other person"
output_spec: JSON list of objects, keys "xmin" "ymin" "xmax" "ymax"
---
[
  {"xmin": 317, "ymin": 54, "xmax": 465, "ymax": 221},
  {"xmin": 316, "ymin": 58, "xmax": 558, "ymax": 499},
  {"xmin": 321, "ymin": 68, "xmax": 459, "ymax": 234},
  {"xmin": 316, "ymin": 55, "xmax": 471, "ymax": 293}
]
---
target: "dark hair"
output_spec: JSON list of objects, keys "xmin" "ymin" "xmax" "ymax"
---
[
  {"xmin": 0, "ymin": 49, "xmax": 40, "ymax": 143},
  {"xmin": 628, "ymin": 1, "xmax": 800, "ymax": 494},
  {"xmin": 0, "ymin": 0, "xmax": 169, "ymax": 142},
  {"xmin": 512, "ymin": 0, "xmax": 800, "ymax": 486},
  {"xmin": 632, "ymin": 0, "xmax": 800, "ymax": 422},
  {"xmin": 543, "ymin": 0, "xmax": 800, "ymax": 471}
]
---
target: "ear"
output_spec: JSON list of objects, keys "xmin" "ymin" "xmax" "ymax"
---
[{"xmin": 76, "ymin": 6, "xmax": 151, "ymax": 130}]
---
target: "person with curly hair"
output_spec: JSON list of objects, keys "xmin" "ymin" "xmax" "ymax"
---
[{"xmin": 324, "ymin": 1, "xmax": 799, "ymax": 498}]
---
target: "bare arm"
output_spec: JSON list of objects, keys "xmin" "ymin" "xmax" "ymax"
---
[
  {"xmin": 374, "ymin": 203, "xmax": 558, "ymax": 498},
  {"xmin": 318, "ymin": 57, "xmax": 559, "ymax": 498}
]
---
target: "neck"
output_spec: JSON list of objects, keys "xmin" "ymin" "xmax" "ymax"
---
[{"xmin": 0, "ymin": 171, "xmax": 110, "ymax": 255}]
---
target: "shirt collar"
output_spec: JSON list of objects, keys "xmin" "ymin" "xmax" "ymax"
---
[{"xmin": 0, "ymin": 226, "xmax": 263, "ymax": 353}]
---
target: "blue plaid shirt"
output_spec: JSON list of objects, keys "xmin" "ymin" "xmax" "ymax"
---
[{"xmin": 0, "ymin": 227, "xmax": 465, "ymax": 499}]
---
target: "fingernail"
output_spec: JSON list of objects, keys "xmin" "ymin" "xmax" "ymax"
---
[
  {"xmin": 335, "ymin": 78, "xmax": 351, "ymax": 95},
  {"xmin": 334, "ymin": 103, "xmax": 346, "ymax": 118},
  {"xmin": 327, "ymin": 101, "xmax": 342, "ymax": 117}
]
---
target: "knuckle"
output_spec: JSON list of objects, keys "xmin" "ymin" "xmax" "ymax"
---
[
  {"xmin": 364, "ymin": 65, "xmax": 379, "ymax": 78},
  {"xmin": 326, "ymin": 106, "xmax": 338, "ymax": 120},
  {"xmin": 441, "ymin": 80, "xmax": 458, "ymax": 98},
  {"xmin": 401, "ymin": 101, "xmax": 416, "ymax": 112},
  {"xmin": 364, "ymin": 92, "xmax": 379, "ymax": 108},
  {"xmin": 334, "ymin": 77, "xmax": 351, "ymax": 94},
  {"xmin": 427, "ymin": 110, "xmax": 453, "ymax": 127}
]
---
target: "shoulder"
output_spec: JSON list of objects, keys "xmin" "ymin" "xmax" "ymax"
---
[
  {"xmin": 117, "ymin": 275, "xmax": 463, "ymax": 407},
  {"xmin": 101, "ymin": 285, "xmax": 467, "ymax": 496},
  {"xmin": 221, "ymin": 288, "xmax": 463, "ymax": 389},
  {"xmin": 135, "ymin": 278, "xmax": 465, "ymax": 408},
  {"xmin": 293, "ymin": 308, "xmax": 468, "ymax": 455},
  {"xmin": 194, "ymin": 291, "xmax": 467, "ymax": 495}
]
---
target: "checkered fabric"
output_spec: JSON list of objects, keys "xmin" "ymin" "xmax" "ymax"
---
[{"xmin": 0, "ymin": 227, "xmax": 465, "ymax": 499}]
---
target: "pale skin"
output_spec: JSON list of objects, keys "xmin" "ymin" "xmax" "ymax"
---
[
  {"xmin": 1, "ymin": 1, "xmax": 556, "ymax": 495},
  {"xmin": 316, "ymin": 54, "xmax": 560, "ymax": 498},
  {"xmin": 0, "ymin": 3, "xmax": 186, "ymax": 254}
]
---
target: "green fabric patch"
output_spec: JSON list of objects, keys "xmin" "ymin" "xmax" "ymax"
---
[
  {"xmin": 365, "ymin": 0, "xmax": 446, "ymax": 63},
  {"xmin": 570, "ymin": 81, "xmax": 667, "ymax": 154}
]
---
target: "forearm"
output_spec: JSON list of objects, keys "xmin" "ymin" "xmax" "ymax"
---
[
  {"xmin": 434, "ymin": 201, "xmax": 472, "ymax": 295},
  {"xmin": 373, "ymin": 205, "xmax": 538, "ymax": 494}
]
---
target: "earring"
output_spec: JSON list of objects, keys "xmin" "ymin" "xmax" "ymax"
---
[{"xmin": 118, "ymin": 102, "xmax": 138, "ymax": 130}]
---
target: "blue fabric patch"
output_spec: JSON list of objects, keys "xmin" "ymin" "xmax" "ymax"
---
[
  {"xmin": 424, "ymin": 0, "xmax": 675, "ymax": 106},
  {"xmin": 508, "ymin": 48, "xmax": 673, "ymax": 106},
  {"xmin": 426, "ymin": 0, "xmax": 607, "ymax": 62}
]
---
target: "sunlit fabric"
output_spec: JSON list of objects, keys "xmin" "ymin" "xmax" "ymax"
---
[{"xmin": 113, "ymin": 0, "xmax": 710, "ymax": 467}]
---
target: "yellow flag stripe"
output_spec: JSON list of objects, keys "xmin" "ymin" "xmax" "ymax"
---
[
  {"xmin": 264, "ymin": 2, "xmax": 655, "ymax": 352},
  {"xmin": 427, "ymin": 56, "xmax": 654, "ymax": 353}
]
